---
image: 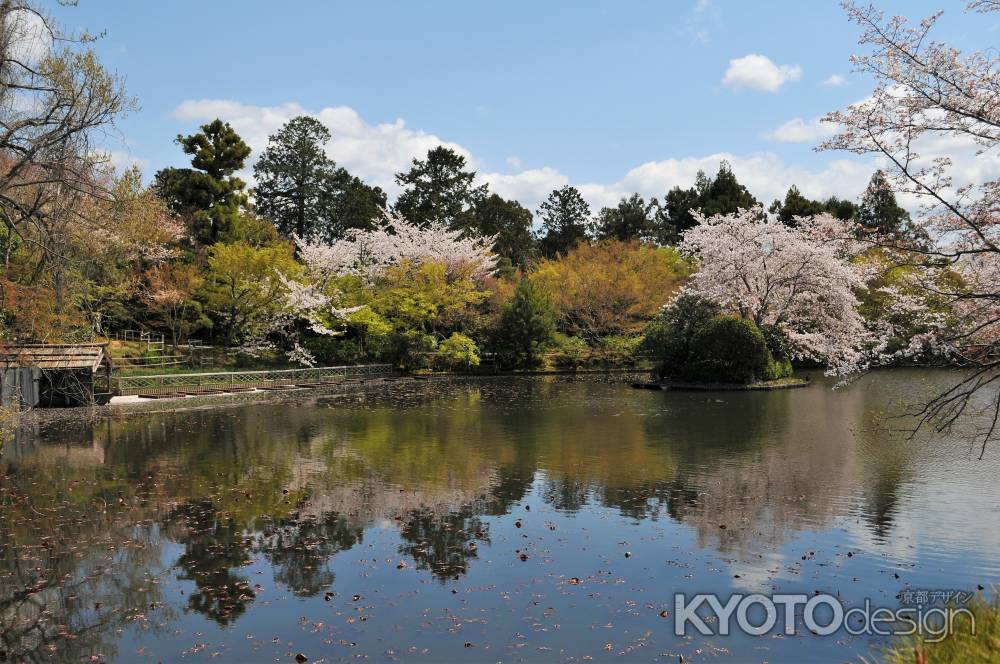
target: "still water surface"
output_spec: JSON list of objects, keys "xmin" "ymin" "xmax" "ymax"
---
[{"xmin": 1, "ymin": 372, "xmax": 998, "ymax": 662}]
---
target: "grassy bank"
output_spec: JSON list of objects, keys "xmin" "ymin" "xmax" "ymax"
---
[{"xmin": 875, "ymin": 593, "xmax": 999, "ymax": 664}]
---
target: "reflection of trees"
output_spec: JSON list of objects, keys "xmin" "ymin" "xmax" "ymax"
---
[
  {"xmin": 254, "ymin": 509, "xmax": 363, "ymax": 597},
  {"xmin": 169, "ymin": 500, "xmax": 256, "ymax": 626},
  {"xmin": 397, "ymin": 506, "xmax": 489, "ymax": 581},
  {"xmin": 0, "ymin": 457, "xmax": 166, "ymax": 662},
  {"xmin": 2, "ymin": 371, "xmax": 943, "ymax": 656},
  {"xmin": 641, "ymin": 386, "xmax": 857, "ymax": 556}
]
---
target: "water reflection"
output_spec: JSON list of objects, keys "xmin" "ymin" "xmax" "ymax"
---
[{"xmin": 1, "ymin": 372, "xmax": 997, "ymax": 662}]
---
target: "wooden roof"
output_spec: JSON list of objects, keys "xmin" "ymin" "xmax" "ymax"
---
[{"xmin": 0, "ymin": 344, "xmax": 112, "ymax": 372}]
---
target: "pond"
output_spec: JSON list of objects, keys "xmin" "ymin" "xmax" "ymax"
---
[{"xmin": 1, "ymin": 371, "xmax": 997, "ymax": 663}]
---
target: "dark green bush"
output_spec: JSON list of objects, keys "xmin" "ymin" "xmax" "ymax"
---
[
  {"xmin": 681, "ymin": 315, "xmax": 771, "ymax": 384},
  {"xmin": 305, "ymin": 336, "xmax": 364, "ymax": 365},
  {"xmin": 492, "ymin": 279, "xmax": 556, "ymax": 369},
  {"xmin": 642, "ymin": 293, "xmax": 720, "ymax": 378}
]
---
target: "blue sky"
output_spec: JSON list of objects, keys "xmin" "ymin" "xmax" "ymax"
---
[{"xmin": 60, "ymin": 0, "xmax": 996, "ymax": 211}]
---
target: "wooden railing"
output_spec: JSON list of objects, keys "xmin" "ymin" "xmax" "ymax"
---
[{"xmin": 114, "ymin": 364, "xmax": 395, "ymax": 396}]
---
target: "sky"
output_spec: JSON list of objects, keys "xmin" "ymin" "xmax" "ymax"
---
[{"xmin": 53, "ymin": 0, "xmax": 999, "ymax": 213}]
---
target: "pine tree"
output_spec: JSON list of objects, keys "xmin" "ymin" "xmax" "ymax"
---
[
  {"xmin": 654, "ymin": 185, "xmax": 701, "ymax": 244},
  {"xmin": 494, "ymin": 279, "xmax": 555, "ymax": 369},
  {"xmin": 769, "ymin": 185, "xmax": 859, "ymax": 226},
  {"xmin": 698, "ymin": 161, "xmax": 758, "ymax": 217},
  {"xmin": 394, "ymin": 146, "xmax": 486, "ymax": 230},
  {"xmin": 536, "ymin": 186, "xmax": 590, "ymax": 257},
  {"xmin": 857, "ymin": 170, "xmax": 910, "ymax": 236},
  {"xmin": 253, "ymin": 116, "xmax": 385, "ymax": 243},
  {"xmin": 593, "ymin": 193, "xmax": 654, "ymax": 242},
  {"xmin": 153, "ymin": 119, "xmax": 251, "ymax": 245},
  {"xmin": 651, "ymin": 163, "xmax": 758, "ymax": 244}
]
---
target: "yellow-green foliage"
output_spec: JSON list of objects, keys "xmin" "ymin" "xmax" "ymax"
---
[
  {"xmin": 437, "ymin": 332, "xmax": 480, "ymax": 370},
  {"xmin": 531, "ymin": 239, "xmax": 692, "ymax": 342},
  {"xmin": 876, "ymin": 593, "xmax": 1000, "ymax": 664},
  {"xmin": 370, "ymin": 261, "xmax": 488, "ymax": 335},
  {"xmin": 854, "ymin": 248, "xmax": 964, "ymax": 354},
  {"xmin": 201, "ymin": 241, "xmax": 300, "ymax": 344},
  {"xmin": 0, "ymin": 403, "xmax": 19, "ymax": 453}
]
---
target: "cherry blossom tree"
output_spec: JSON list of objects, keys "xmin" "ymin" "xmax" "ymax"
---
[
  {"xmin": 277, "ymin": 211, "xmax": 496, "ymax": 366},
  {"xmin": 678, "ymin": 207, "xmax": 873, "ymax": 371},
  {"xmin": 295, "ymin": 210, "xmax": 496, "ymax": 286},
  {"xmin": 821, "ymin": 1, "xmax": 1000, "ymax": 454}
]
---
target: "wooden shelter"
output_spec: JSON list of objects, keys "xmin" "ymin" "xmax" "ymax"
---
[{"xmin": 0, "ymin": 344, "xmax": 113, "ymax": 407}]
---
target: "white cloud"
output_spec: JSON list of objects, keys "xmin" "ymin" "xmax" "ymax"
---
[
  {"xmin": 171, "ymin": 99, "xmax": 883, "ymax": 215},
  {"xmin": 505, "ymin": 155, "xmax": 522, "ymax": 169},
  {"xmin": 722, "ymin": 54, "xmax": 802, "ymax": 92},
  {"xmin": 822, "ymin": 74, "xmax": 848, "ymax": 87},
  {"xmin": 763, "ymin": 116, "xmax": 838, "ymax": 143},
  {"xmin": 601, "ymin": 152, "xmax": 873, "ymax": 207},
  {"xmin": 481, "ymin": 167, "xmax": 567, "ymax": 210}
]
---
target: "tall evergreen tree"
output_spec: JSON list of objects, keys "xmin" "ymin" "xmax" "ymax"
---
[
  {"xmin": 651, "ymin": 163, "xmax": 758, "ymax": 244},
  {"xmin": 654, "ymin": 185, "xmax": 701, "ymax": 244},
  {"xmin": 154, "ymin": 119, "xmax": 251, "ymax": 245},
  {"xmin": 493, "ymin": 278, "xmax": 555, "ymax": 369},
  {"xmin": 332, "ymin": 172, "xmax": 387, "ymax": 236},
  {"xmin": 394, "ymin": 146, "xmax": 486, "ymax": 230},
  {"xmin": 857, "ymin": 170, "xmax": 910, "ymax": 236},
  {"xmin": 593, "ymin": 193, "xmax": 654, "ymax": 242},
  {"xmin": 821, "ymin": 196, "xmax": 860, "ymax": 223},
  {"xmin": 769, "ymin": 185, "xmax": 859, "ymax": 225},
  {"xmin": 698, "ymin": 161, "xmax": 758, "ymax": 217},
  {"xmin": 470, "ymin": 193, "xmax": 537, "ymax": 272},
  {"xmin": 253, "ymin": 116, "xmax": 385, "ymax": 243},
  {"xmin": 536, "ymin": 186, "xmax": 591, "ymax": 257}
]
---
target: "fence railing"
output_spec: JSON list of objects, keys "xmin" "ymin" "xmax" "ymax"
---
[
  {"xmin": 112, "ymin": 329, "xmax": 166, "ymax": 354},
  {"xmin": 114, "ymin": 364, "xmax": 395, "ymax": 396}
]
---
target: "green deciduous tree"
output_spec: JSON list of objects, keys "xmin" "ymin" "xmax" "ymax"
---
[
  {"xmin": 253, "ymin": 116, "xmax": 385, "ymax": 243},
  {"xmin": 200, "ymin": 241, "xmax": 299, "ymax": 345},
  {"xmin": 437, "ymin": 332, "xmax": 480, "ymax": 370},
  {"xmin": 536, "ymin": 186, "xmax": 590, "ymax": 257},
  {"xmin": 154, "ymin": 119, "xmax": 251, "ymax": 245}
]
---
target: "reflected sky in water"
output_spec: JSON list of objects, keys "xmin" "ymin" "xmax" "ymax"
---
[{"xmin": 1, "ymin": 372, "xmax": 997, "ymax": 662}]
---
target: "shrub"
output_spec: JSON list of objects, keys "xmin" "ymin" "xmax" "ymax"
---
[
  {"xmin": 879, "ymin": 592, "xmax": 999, "ymax": 664},
  {"xmin": 682, "ymin": 315, "xmax": 771, "ymax": 384},
  {"xmin": 531, "ymin": 240, "xmax": 692, "ymax": 342},
  {"xmin": 436, "ymin": 333, "xmax": 480, "ymax": 371},
  {"xmin": 395, "ymin": 331, "xmax": 438, "ymax": 371},
  {"xmin": 643, "ymin": 293, "xmax": 720, "ymax": 378},
  {"xmin": 548, "ymin": 333, "xmax": 590, "ymax": 370},
  {"xmin": 493, "ymin": 279, "xmax": 556, "ymax": 369},
  {"xmin": 761, "ymin": 324, "xmax": 794, "ymax": 380},
  {"xmin": 305, "ymin": 336, "xmax": 364, "ymax": 365}
]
